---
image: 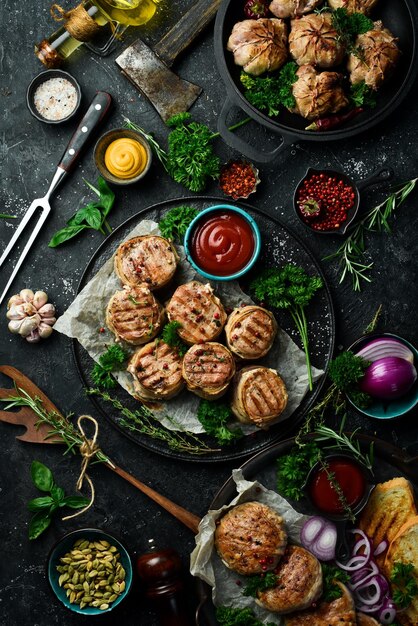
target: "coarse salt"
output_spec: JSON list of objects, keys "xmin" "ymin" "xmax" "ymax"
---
[{"xmin": 33, "ymin": 77, "xmax": 78, "ymax": 121}]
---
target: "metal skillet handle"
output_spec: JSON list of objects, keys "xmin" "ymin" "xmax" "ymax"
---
[
  {"xmin": 356, "ymin": 167, "xmax": 394, "ymax": 192},
  {"xmin": 58, "ymin": 91, "xmax": 112, "ymax": 172},
  {"xmin": 217, "ymin": 96, "xmax": 293, "ymax": 164}
]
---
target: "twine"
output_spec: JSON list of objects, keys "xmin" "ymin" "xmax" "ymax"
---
[
  {"xmin": 62, "ymin": 415, "xmax": 107, "ymax": 521},
  {"xmin": 50, "ymin": 3, "xmax": 101, "ymax": 41}
]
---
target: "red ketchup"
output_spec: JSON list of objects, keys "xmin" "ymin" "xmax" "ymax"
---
[
  {"xmin": 308, "ymin": 457, "xmax": 366, "ymax": 515},
  {"xmin": 190, "ymin": 210, "xmax": 255, "ymax": 276}
]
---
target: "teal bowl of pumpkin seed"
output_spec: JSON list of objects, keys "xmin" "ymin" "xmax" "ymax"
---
[{"xmin": 47, "ymin": 528, "xmax": 132, "ymax": 615}]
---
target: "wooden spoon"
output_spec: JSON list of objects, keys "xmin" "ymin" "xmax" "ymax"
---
[{"xmin": 0, "ymin": 365, "xmax": 200, "ymax": 534}]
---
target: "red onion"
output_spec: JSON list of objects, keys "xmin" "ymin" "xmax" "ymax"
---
[
  {"xmin": 373, "ymin": 540, "xmax": 388, "ymax": 556},
  {"xmin": 359, "ymin": 356, "xmax": 417, "ymax": 400},
  {"xmin": 379, "ymin": 599, "xmax": 397, "ymax": 624},
  {"xmin": 300, "ymin": 516, "xmax": 337, "ymax": 561},
  {"xmin": 356, "ymin": 337, "xmax": 414, "ymax": 364}
]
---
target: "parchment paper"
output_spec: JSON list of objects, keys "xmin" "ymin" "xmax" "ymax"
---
[
  {"xmin": 190, "ymin": 469, "xmax": 310, "ymax": 625},
  {"xmin": 54, "ymin": 219, "xmax": 324, "ymax": 433}
]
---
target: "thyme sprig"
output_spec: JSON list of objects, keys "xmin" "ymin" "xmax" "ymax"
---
[
  {"xmin": 86, "ymin": 388, "xmax": 220, "ymax": 455},
  {"xmin": 324, "ymin": 178, "xmax": 418, "ymax": 291},
  {"xmin": 0, "ymin": 389, "xmax": 110, "ymax": 464},
  {"xmin": 317, "ymin": 456, "xmax": 355, "ymax": 523}
]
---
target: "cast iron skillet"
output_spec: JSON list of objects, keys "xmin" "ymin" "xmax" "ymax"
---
[{"xmin": 214, "ymin": 0, "xmax": 418, "ymax": 163}]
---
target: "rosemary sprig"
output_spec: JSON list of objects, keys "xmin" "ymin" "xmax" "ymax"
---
[
  {"xmin": 324, "ymin": 178, "xmax": 418, "ymax": 291},
  {"xmin": 86, "ymin": 388, "xmax": 220, "ymax": 455},
  {"xmin": 313, "ymin": 416, "xmax": 374, "ymax": 471},
  {"xmin": 0, "ymin": 389, "xmax": 110, "ymax": 464},
  {"xmin": 124, "ymin": 117, "xmax": 169, "ymax": 170},
  {"xmin": 317, "ymin": 456, "xmax": 355, "ymax": 523}
]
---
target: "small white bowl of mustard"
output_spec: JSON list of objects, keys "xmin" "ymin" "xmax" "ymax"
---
[{"xmin": 94, "ymin": 128, "xmax": 152, "ymax": 185}]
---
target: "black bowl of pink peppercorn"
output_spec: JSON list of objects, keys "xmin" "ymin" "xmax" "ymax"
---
[{"xmin": 294, "ymin": 167, "xmax": 394, "ymax": 235}]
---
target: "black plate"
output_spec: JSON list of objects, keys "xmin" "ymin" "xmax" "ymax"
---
[
  {"xmin": 73, "ymin": 196, "xmax": 335, "ymax": 463},
  {"xmin": 195, "ymin": 434, "xmax": 418, "ymax": 625}
]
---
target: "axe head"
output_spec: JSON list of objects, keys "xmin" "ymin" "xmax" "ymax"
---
[{"xmin": 116, "ymin": 39, "xmax": 202, "ymax": 122}]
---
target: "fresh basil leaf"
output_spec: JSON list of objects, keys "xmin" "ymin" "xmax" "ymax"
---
[
  {"xmin": 80, "ymin": 205, "xmax": 103, "ymax": 230},
  {"xmin": 29, "ymin": 512, "xmax": 52, "ymax": 540},
  {"xmin": 27, "ymin": 496, "xmax": 54, "ymax": 512},
  {"xmin": 69, "ymin": 202, "xmax": 97, "ymax": 226},
  {"xmin": 31, "ymin": 461, "xmax": 54, "ymax": 492},
  {"xmin": 48, "ymin": 224, "xmax": 89, "ymax": 248},
  {"xmin": 51, "ymin": 485, "xmax": 65, "ymax": 503},
  {"xmin": 62, "ymin": 495, "xmax": 90, "ymax": 509},
  {"xmin": 98, "ymin": 177, "xmax": 115, "ymax": 214}
]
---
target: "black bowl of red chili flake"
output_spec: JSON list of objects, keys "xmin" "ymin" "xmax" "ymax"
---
[
  {"xmin": 294, "ymin": 169, "xmax": 358, "ymax": 234},
  {"xmin": 220, "ymin": 159, "xmax": 260, "ymax": 201}
]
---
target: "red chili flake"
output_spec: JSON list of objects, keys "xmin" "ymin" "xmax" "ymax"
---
[
  {"xmin": 162, "ymin": 363, "xmax": 169, "ymax": 370},
  {"xmin": 220, "ymin": 160, "xmax": 258, "ymax": 200},
  {"xmin": 98, "ymin": 327, "xmax": 105, "ymax": 333}
]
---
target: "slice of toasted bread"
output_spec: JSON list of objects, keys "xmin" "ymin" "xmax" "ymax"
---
[
  {"xmin": 358, "ymin": 477, "xmax": 417, "ymax": 552},
  {"xmin": 383, "ymin": 516, "xmax": 418, "ymax": 626}
]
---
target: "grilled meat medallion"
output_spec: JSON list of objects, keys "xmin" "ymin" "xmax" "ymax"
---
[
  {"xmin": 256, "ymin": 545, "xmax": 322, "ymax": 613},
  {"xmin": 128, "ymin": 340, "xmax": 184, "ymax": 401},
  {"xmin": 182, "ymin": 342, "xmax": 235, "ymax": 400},
  {"xmin": 284, "ymin": 581, "xmax": 356, "ymax": 626},
  {"xmin": 225, "ymin": 305, "xmax": 277, "ymax": 360},
  {"xmin": 106, "ymin": 285, "xmax": 164, "ymax": 345},
  {"xmin": 214, "ymin": 501, "xmax": 288, "ymax": 575},
  {"xmin": 231, "ymin": 366, "xmax": 288, "ymax": 428},
  {"xmin": 166, "ymin": 281, "xmax": 227, "ymax": 345},
  {"xmin": 114, "ymin": 235, "xmax": 179, "ymax": 290}
]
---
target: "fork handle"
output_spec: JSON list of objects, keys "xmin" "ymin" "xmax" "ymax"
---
[{"xmin": 58, "ymin": 91, "xmax": 112, "ymax": 172}]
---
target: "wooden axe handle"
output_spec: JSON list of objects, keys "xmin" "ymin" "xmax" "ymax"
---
[{"xmin": 154, "ymin": 0, "xmax": 222, "ymax": 67}]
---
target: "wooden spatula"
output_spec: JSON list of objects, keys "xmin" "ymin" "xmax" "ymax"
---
[{"xmin": 0, "ymin": 365, "xmax": 200, "ymax": 534}]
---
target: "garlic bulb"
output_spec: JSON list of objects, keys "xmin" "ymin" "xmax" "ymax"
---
[{"xmin": 7, "ymin": 289, "xmax": 56, "ymax": 343}]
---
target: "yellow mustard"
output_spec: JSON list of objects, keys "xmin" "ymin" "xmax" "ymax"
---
[{"xmin": 104, "ymin": 137, "xmax": 148, "ymax": 179}]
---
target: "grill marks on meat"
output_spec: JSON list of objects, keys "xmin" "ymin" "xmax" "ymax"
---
[
  {"xmin": 225, "ymin": 305, "xmax": 277, "ymax": 360},
  {"xmin": 128, "ymin": 340, "xmax": 184, "ymax": 400},
  {"xmin": 166, "ymin": 281, "xmax": 227, "ymax": 345},
  {"xmin": 232, "ymin": 366, "xmax": 288, "ymax": 428},
  {"xmin": 284, "ymin": 581, "xmax": 356, "ymax": 626},
  {"xmin": 289, "ymin": 13, "xmax": 345, "ymax": 69},
  {"xmin": 257, "ymin": 545, "xmax": 322, "ymax": 613},
  {"xmin": 182, "ymin": 342, "xmax": 235, "ymax": 399},
  {"xmin": 214, "ymin": 501, "xmax": 288, "ymax": 575},
  {"xmin": 106, "ymin": 286, "xmax": 164, "ymax": 345},
  {"xmin": 115, "ymin": 235, "xmax": 179, "ymax": 290}
]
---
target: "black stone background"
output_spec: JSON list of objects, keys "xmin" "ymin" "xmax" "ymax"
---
[{"xmin": 1, "ymin": 1, "xmax": 418, "ymax": 624}]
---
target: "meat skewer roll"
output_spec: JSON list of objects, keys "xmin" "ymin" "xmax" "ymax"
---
[
  {"xmin": 225, "ymin": 305, "xmax": 277, "ymax": 360},
  {"xmin": 231, "ymin": 365, "xmax": 288, "ymax": 428},
  {"xmin": 214, "ymin": 501, "xmax": 288, "ymax": 575},
  {"xmin": 166, "ymin": 281, "xmax": 227, "ymax": 345},
  {"xmin": 106, "ymin": 285, "xmax": 164, "ymax": 345},
  {"xmin": 182, "ymin": 342, "xmax": 236, "ymax": 400},
  {"xmin": 128, "ymin": 340, "xmax": 184, "ymax": 401},
  {"xmin": 115, "ymin": 235, "xmax": 179, "ymax": 290}
]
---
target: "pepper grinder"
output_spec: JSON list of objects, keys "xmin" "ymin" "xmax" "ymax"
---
[{"xmin": 136, "ymin": 539, "xmax": 194, "ymax": 626}]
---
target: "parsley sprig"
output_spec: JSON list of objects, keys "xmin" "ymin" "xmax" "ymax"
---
[
  {"xmin": 216, "ymin": 606, "xmax": 275, "ymax": 626},
  {"xmin": 240, "ymin": 61, "xmax": 299, "ymax": 117},
  {"xmin": 277, "ymin": 441, "xmax": 321, "ymax": 500},
  {"xmin": 390, "ymin": 561, "xmax": 418, "ymax": 610},
  {"xmin": 321, "ymin": 564, "xmax": 350, "ymax": 602},
  {"xmin": 250, "ymin": 265, "xmax": 323, "ymax": 390},
  {"xmin": 243, "ymin": 572, "xmax": 278, "ymax": 597},
  {"xmin": 158, "ymin": 205, "xmax": 199, "ymax": 242},
  {"xmin": 91, "ymin": 344, "xmax": 129, "ymax": 389},
  {"xmin": 331, "ymin": 8, "xmax": 374, "ymax": 59},
  {"xmin": 197, "ymin": 399, "xmax": 243, "ymax": 446},
  {"xmin": 324, "ymin": 178, "xmax": 418, "ymax": 290},
  {"xmin": 160, "ymin": 321, "xmax": 189, "ymax": 356}
]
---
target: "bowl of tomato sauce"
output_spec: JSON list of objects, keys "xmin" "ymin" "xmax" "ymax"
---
[{"xmin": 184, "ymin": 205, "xmax": 261, "ymax": 281}]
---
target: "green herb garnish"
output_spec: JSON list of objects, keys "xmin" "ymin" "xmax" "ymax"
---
[
  {"xmin": 390, "ymin": 561, "xmax": 418, "ymax": 610},
  {"xmin": 240, "ymin": 61, "xmax": 298, "ymax": 117},
  {"xmin": 277, "ymin": 441, "xmax": 321, "ymax": 500},
  {"xmin": 91, "ymin": 344, "xmax": 128, "ymax": 390},
  {"xmin": 243, "ymin": 572, "xmax": 278, "ymax": 597},
  {"xmin": 250, "ymin": 265, "xmax": 323, "ymax": 390},
  {"xmin": 197, "ymin": 399, "xmax": 243, "ymax": 446},
  {"xmin": 321, "ymin": 564, "xmax": 350, "ymax": 602},
  {"xmin": 349, "ymin": 81, "xmax": 377, "ymax": 109},
  {"xmin": 28, "ymin": 461, "xmax": 90, "ymax": 539},
  {"xmin": 158, "ymin": 205, "xmax": 199, "ymax": 242},
  {"xmin": 328, "ymin": 350, "xmax": 371, "ymax": 408},
  {"xmin": 87, "ymin": 388, "xmax": 219, "ymax": 455},
  {"xmin": 0, "ymin": 213, "xmax": 17, "ymax": 219},
  {"xmin": 161, "ymin": 321, "xmax": 189, "ymax": 356},
  {"xmin": 216, "ymin": 606, "xmax": 275, "ymax": 626},
  {"xmin": 331, "ymin": 8, "xmax": 374, "ymax": 58},
  {"xmin": 48, "ymin": 177, "xmax": 115, "ymax": 247},
  {"xmin": 324, "ymin": 178, "xmax": 418, "ymax": 290}
]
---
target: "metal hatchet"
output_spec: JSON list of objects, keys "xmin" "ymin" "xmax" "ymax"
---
[{"xmin": 115, "ymin": 0, "xmax": 221, "ymax": 121}]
